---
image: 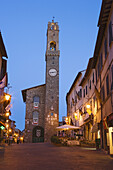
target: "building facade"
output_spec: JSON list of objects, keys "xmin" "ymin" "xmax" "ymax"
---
[
  {"xmin": 0, "ymin": 32, "xmax": 12, "ymax": 143},
  {"xmin": 66, "ymin": 0, "xmax": 113, "ymax": 155},
  {"xmin": 22, "ymin": 20, "xmax": 60, "ymax": 142}
]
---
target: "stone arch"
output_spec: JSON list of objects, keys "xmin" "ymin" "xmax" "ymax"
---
[{"xmin": 50, "ymin": 41, "xmax": 56, "ymax": 51}]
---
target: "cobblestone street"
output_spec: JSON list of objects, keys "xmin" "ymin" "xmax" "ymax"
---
[{"xmin": 0, "ymin": 143, "xmax": 113, "ymax": 170}]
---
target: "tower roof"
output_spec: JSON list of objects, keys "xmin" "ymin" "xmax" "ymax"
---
[{"xmin": 0, "ymin": 32, "xmax": 8, "ymax": 58}]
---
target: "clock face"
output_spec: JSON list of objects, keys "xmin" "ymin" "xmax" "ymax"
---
[{"xmin": 49, "ymin": 69, "xmax": 57, "ymax": 77}]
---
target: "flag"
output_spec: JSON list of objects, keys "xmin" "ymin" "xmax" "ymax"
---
[
  {"xmin": 94, "ymin": 86, "xmax": 102, "ymax": 104},
  {"xmin": 0, "ymin": 74, "xmax": 7, "ymax": 89}
]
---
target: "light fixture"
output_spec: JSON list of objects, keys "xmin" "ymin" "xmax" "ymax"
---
[
  {"xmin": 74, "ymin": 113, "xmax": 77, "ymax": 116},
  {"xmin": 6, "ymin": 124, "xmax": 9, "ymax": 128},
  {"xmin": 5, "ymin": 94, "xmax": 11, "ymax": 101},
  {"xmin": 9, "ymin": 128, "xmax": 12, "ymax": 133},
  {"xmin": 86, "ymin": 104, "xmax": 90, "ymax": 109},
  {"xmin": 5, "ymin": 112, "xmax": 9, "ymax": 116}
]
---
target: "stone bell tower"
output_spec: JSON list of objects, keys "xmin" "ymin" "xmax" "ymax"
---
[{"xmin": 44, "ymin": 19, "xmax": 60, "ymax": 141}]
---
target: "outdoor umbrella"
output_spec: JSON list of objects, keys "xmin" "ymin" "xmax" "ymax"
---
[{"xmin": 56, "ymin": 124, "xmax": 80, "ymax": 131}]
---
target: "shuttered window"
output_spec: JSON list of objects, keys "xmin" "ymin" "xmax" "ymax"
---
[
  {"xmin": 86, "ymin": 86, "xmax": 87, "ymax": 95},
  {"xmin": 104, "ymin": 39, "xmax": 107, "ymax": 59},
  {"xmin": 106, "ymin": 75, "xmax": 109, "ymax": 96},
  {"xmin": 92, "ymin": 72, "xmax": 94, "ymax": 84},
  {"xmin": 101, "ymin": 85, "xmax": 105, "ymax": 102},
  {"xmin": 100, "ymin": 53, "xmax": 103, "ymax": 70},
  {"xmin": 89, "ymin": 80, "xmax": 91, "ymax": 89},
  {"xmin": 75, "ymin": 96, "xmax": 77, "ymax": 103},
  {"xmin": 80, "ymin": 89, "xmax": 82, "ymax": 98},
  {"xmin": 33, "ymin": 96, "xmax": 40, "ymax": 103},
  {"xmin": 84, "ymin": 89, "xmax": 85, "ymax": 98},
  {"xmin": 109, "ymin": 21, "xmax": 112, "ymax": 46}
]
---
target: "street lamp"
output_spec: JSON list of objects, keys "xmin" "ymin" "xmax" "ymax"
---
[
  {"xmin": 86, "ymin": 104, "xmax": 91, "ymax": 115},
  {"xmin": 6, "ymin": 124, "xmax": 9, "ymax": 129},
  {"xmin": 9, "ymin": 128, "xmax": 12, "ymax": 133},
  {"xmin": 65, "ymin": 117, "xmax": 69, "ymax": 124},
  {"xmin": 5, "ymin": 94, "xmax": 11, "ymax": 101},
  {"xmin": 5, "ymin": 112, "xmax": 10, "ymax": 117},
  {"xmin": 86, "ymin": 104, "xmax": 90, "ymax": 109}
]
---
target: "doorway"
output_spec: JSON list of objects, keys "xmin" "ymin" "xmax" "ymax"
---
[{"xmin": 32, "ymin": 126, "xmax": 44, "ymax": 143}]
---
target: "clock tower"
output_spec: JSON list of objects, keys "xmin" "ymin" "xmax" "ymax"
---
[{"xmin": 45, "ymin": 19, "xmax": 60, "ymax": 141}]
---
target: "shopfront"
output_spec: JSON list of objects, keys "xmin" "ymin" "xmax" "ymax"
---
[{"xmin": 107, "ymin": 113, "xmax": 113, "ymax": 155}]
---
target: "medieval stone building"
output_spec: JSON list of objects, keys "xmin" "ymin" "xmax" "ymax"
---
[{"xmin": 22, "ymin": 20, "xmax": 60, "ymax": 142}]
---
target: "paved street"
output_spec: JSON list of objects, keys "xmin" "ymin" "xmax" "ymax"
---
[{"xmin": 0, "ymin": 143, "xmax": 113, "ymax": 170}]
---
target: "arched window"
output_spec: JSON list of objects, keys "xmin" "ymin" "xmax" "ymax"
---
[
  {"xmin": 51, "ymin": 24, "xmax": 54, "ymax": 30},
  {"xmin": 33, "ymin": 96, "xmax": 39, "ymax": 108},
  {"xmin": 33, "ymin": 111, "xmax": 39, "ymax": 124},
  {"xmin": 50, "ymin": 41, "xmax": 56, "ymax": 51},
  {"xmin": 33, "ymin": 96, "xmax": 39, "ymax": 103}
]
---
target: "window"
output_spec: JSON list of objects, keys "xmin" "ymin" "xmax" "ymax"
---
[
  {"xmin": 89, "ymin": 80, "xmax": 91, "ymax": 89},
  {"xmin": 93, "ymin": 96, "xmax": 96, "ymax": 108},
  {"xmin": 33, "ymin": 111, "xmax": 39, "ymax": 124},
  {"xmin": 109, "ymin": 21, "xmax": 112, "ymax": 46},
  {"xmin": 86, "ymin": 86, "xmax": 87, "ymax": 95},
  {"xmin": 104, "ymin": 39, "xmax": 107, "ymax": 59},
  {"xmin": 101, "ymin": 85, "xmax": 105, "ymax": 102},
  {"xmin": 106, "ymin": 75, "xmax": 109, "ymax": 96},
  {"xmin": 33, "ymin": 96, "xmax": 39, "ymax": 108},
  {"xmin": 92, "ymin": 72, "xmax": 94, "ymax": 84},
  {"xmin": 50, "ymin": 41, "xmax": 56, "ymax": 51},
  {"xmin": 98, "ymin": 63, "xmax": 100, "ymax": 78},
  {"xmin": 51, "ymin": 24, "xmax": 54, "ymax": 30},
  {"xmin": 84, "ymin": 89, "xmax": 85, "ymax": 98},
  {"xmin": 80, "ymin": 89, "xmax": 82, "ymax": 98},
  {"xmin": 100, "ymin": 53, "xmax": 103, "ymax": 70},
  {"xmin": 75, "ymin": 96, "xmax": 77, "ymax": 103}
]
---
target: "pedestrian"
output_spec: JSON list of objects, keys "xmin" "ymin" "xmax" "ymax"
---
[{"xmin": 17, "ymin": 137, "xmax": 20, "ymax": 144}]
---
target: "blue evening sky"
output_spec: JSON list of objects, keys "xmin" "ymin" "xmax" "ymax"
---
[{"xmin": 0, "ymin": 0, "xmax": 102, "ymax": 130}]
